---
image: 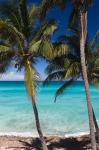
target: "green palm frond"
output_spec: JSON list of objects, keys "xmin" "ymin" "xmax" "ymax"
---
[
  {"xmin": 45, "ymin": 56, "xmax": 70, "ymax": 77},
  {"xmin": 58, "ymin": 35, "xmax": 80, "ymax": 52},
  {"xmin": 43, "ymin": 22, "xmax": 57, "ymax": 36},
  {"xmin": 92, "ymin": 77, "xmax": 99, "ymax": 88},
  {"xmin": 54, "ymin": 79, "xmax": 74, "ymax": 102},
  {"xmin": 0, "ymin": 45, "xmax": 11, "ymax": 53},
  {"xmin": 32, "ymin": 20, "xmax": 57, "ymax": 42},
  {"xmin": 68, "ymin": 8, "xmax": 79, "ymax": 31},
  {"xmin": 53, "ymin": 43, "xmax": 69, "ymax": 58},
  {"xmin": 65, "ymin": 62, "xmax": 80, "ymax": 79},
  {"xmin": 19, "ymin": 0, "xmax": 29, "ymax": 38},
  {"xmin": 29, "ymin": 5, "xmax": 40, "ymax": 26},
  {"xmin": 41, "ymin": 0, "xmax": 68, "ymax": 19},
  {"xmin": 39, "ymin": 38, "xmax": 54, "ymax": 59},
  {"xmin": 91, "ymin": 30, "xmax": 99, "ymax": 51},
  {"xmin": 0, "ymin": 19, "xmax": 24, "ymax": 50},
  {"xmin": 0, "ymin": 44, "xmax": 14, "ymax": 59},
  {"xmin": 30, "ymin": 21, "xmax": 57, "ymax": 57},
  {"xmin": 30, "ymin": 38, "xmax": 53, "ymax": 59},
  {"xmin": 25, "ymin": 61, "xmax": 39, "ymax": 98},
  {"xmin": 0, "ymin": 0, "xmax": 21, "ymax": 30},
  {"xmin": 0, "ymin": 61, "xmax": 11, "ymax": 73},
  {"xmin": 45, "ymin": 63, "xmax": 64, "ymax": 74},
  {"xmin": 29, "ymin": 40, "xmax": 42, "ymax": 53},
  {"xmin": 0, "ymin": 45, "xmax": 14, "ymax": 73},
  {"xmin": 44, "ymin": 70, "xmax": 66, "ymax": 85}
]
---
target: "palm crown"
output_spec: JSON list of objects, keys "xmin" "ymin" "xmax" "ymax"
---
[
  {"xmin": 0, "ymin": 1, "xmax": 58, "ymax": 149},
  {"xmin": 45, "ymin": 29, "xmax": 99, "ymax": 100},
  {"xmin": 0, "ymin": 0, "xmax": 57, "ymax": 98}
]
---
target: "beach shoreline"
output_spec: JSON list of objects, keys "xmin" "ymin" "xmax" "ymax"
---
[
  {"xmin": 0, "ymin": 131, "xmax": 90, "ymax": 138},
  {"xmin": 0, "ymin": 133, "xmax": 99, "ymax": 150}
]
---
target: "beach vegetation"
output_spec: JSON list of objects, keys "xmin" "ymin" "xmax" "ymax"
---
[
  {"xmin": 0, "ymin": 0, "xmax": 57, "ymax": 149},
  {"xmin": 41, "ymin": 0, "xmax": 97, "ymax": 149}
]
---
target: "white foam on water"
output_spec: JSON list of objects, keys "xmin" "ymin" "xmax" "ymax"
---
[
  {"xmin": 65, "ymin": 131, "xmax": 89, "ymax": 138},
  {"xmin": 0, "ymin": 131, "xmax": 89, "ymax": 138},
  {"xmin": 0, "ymin": 132, "xmax": 38, "ymax": 137}
]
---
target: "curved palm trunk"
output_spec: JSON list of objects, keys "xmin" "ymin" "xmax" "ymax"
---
[
  {"xmin": 80, "ymin": 11, "xmax": 97, "ymax": 150},
  {"xmin": 32, "ymin": 97, "xmax": 48, "ymax": 150},
  {"xmin": 92, "ymin": 108, "xmax": 99, "ymax": 131},
  {"xmin": 92, "ymin": 107, "xmax": 99, "ymax": 142}
]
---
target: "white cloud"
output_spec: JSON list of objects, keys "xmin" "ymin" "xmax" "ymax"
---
[{"xmin": 0, "ymin": 72, "xmax": 24, "ymax": 81}]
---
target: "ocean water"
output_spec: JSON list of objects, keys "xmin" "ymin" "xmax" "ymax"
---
[{"xmin": 0, "ymin": 81, "xmax": 99, "ymax": 137}]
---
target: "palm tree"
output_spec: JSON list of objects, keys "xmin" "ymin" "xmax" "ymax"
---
[
  {"xmin": 45, "ymin": 29, "xmax": 99, "ymax": 138},
  {"xmin": 0, "ymin": 1, "xmax": 57, "ymax": 150},
  {"xmin": 45, "ymin": 28, "xmax": 99, "ymax": 132},
  {"xmin": 41, "ymin": 0, "xmax": 97, "ymax": 149}
]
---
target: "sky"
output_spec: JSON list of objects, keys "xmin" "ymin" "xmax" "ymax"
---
[{"xmin": 0, "ymin": 0, "xmax": 99, "ymax": 81}]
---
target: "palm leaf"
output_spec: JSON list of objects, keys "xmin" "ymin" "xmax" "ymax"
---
[
  {"xmin": 53, "ymin": 42, "xmax": 69, "ymax": 58},
  {"xmin": 45, "ymin": 63, "xmax": 64, "ymax": 74},
  {"xmin": 91, "ymin": 30, "xmax": 99, "ymax": 51},
  {"xmin": 32, "ymin": 20, "xmax": 57, "ymax": 42},
  {"xmin": 29, "ymin": 40, "xmax": 42, "ymax": 53},
  {"xmin": 0, "ymin": 45, "xmax": 14, "ymax": 73},
  {"xmin": 54, "ymin": 79, "xmax": 74, "ymax": 102},
  {"xmin": 30, "ymin": 21, "xmax": 57, "ymax": 58},
  {"xmin": 19, "ymin": 0, "xmax": 29, "ymax": 38},
  {"xmin": 68, "ymin": 8, "xmax": 79, "ymax": 31},
  {"xmin": 39, "ymin": 38, "xmax": 54, "ymax": 59},
  {"xmin": 0, "ymin": 0, "xmax": 21, "ymax": 30},
  {"xmin": 44, "ymin": 70, "xmax": 66, "ymax": 85},
  {"xmin": 64, "ymin": 62, "xmax": 80, "ymax": 79},
  {"xmin": 41, "ymin": 0, "xmax": 68, "ymax": 19},
  {"xmin": 0, "ymin": 19, "xmax": 24, "ymax": 50},
  {"xmin": 28, "ymin": 5, "xmax": 40, "ymax": 26}
]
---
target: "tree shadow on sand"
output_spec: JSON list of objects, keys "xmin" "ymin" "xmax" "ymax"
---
[{"xmin": 19, "ymin": 136, "xmax": 92, "ymax": 150}]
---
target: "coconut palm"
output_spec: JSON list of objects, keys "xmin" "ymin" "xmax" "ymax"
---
[
  {"xmin": 45, "ymin": 29, "xmax": 99, "ymax": 144},
  {"xmin": 0, "ymin": 1, "xmax": 57, "ymax": 150},
  {"xmin": 41, "ymin": 0, "xmax": 97, "ymax": 149}
]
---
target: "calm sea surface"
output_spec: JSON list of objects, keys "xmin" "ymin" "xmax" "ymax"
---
[{"xmin": 0, "ymin": 81, "xmax": 99, "ymax": 136}]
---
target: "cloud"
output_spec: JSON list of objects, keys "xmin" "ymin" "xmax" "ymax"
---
[{"xmin": 0, "ymin": 72, "xmax": 24, "ymax": 81}]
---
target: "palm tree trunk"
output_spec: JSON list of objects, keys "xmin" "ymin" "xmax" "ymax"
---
[
  {"xmin": 32, "ymin": 97, "xmax": 48, "ymax": 150},
  {"xmin": 92, "ymin": 107, "xmax": 99, "ymax": 142},
  {"xmin": 80, "ymin": 11, "xmax": 97, "ymax": 150}
]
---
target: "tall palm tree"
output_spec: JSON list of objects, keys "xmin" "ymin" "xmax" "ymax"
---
[
  {"xmin": 45, "ymin": 30, "xmax": 99, "ymax": 138},
  {"xmin": 41, "ymin": 0, "xmax": 97, "ymax": 149},
  {"xmin": 0, "ymin": 1, "xmax": 57, "ymax": 150}
]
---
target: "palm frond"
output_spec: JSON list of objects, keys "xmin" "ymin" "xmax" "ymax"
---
[
  {"xmin": 53, "ymin": 42, "xmax": 69, "ymax": 58},
  {"xmin": 0, "ymin": 0, "xmax": 21, "ymax": 30},
  {"xmin": 91, "ymin": 30, "xmax": 99, "ymax": 51},
  {"xmin": 29, "ymin": 40, "xmax": 42, "ymax": 53},
  {"xmin": 64, "ymin": 62, "xmax": 80, "ymax": 79},
  {"xmin": 0, "ymin": 19, "xmax": 24, "ymax": 50},
  {"xmin": 92, "ymin": 77, "xmax": 99, "ymax": 88},
  {"xmin": 0, "ymin": 45, "xmax": 14, "ymax": 73},
  {"xmin": 32, "ymin": 20, "xmax": 57, "ymax": 42},
  {"xmin": 39, "ymin": 37, "xmax": 54, "ymax": 59},
  {"xmin": 44, "ymin": 70, "xmax": 66, "ymax": 86},
  {"xmin": 45, "ymin": 63, "xmax": 64, "ymax": 74},
  {"xmin": 54, "ymin": 79, "xmax": 74, "ymax": 102},
  {"xmin": 41, "ymin": 0, "xmax": 68, "ymax": 19},
  {"xmin": 28, "ymin": 5, "xmax": 40, "ymax": 26},
  {"xmin": 68, "ymin": 8, "xmax": 79, "ymax": 31},
  {"xmin": 29, "ymin": 21, "xmax": 57, "ymax": 57},
  {"xmin": 19, "ymin": 0, "xmax": 29, "ymax": 38}
]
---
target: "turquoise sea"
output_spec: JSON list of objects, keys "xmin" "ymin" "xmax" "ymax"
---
[{"xmin": 0, "ymin": 81, "xmax": 99, "ymax": 136}]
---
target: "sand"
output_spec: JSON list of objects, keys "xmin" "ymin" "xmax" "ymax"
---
[{"xmin": 0, "ymin": 134, "xmax": 99, "ymax": 150}]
